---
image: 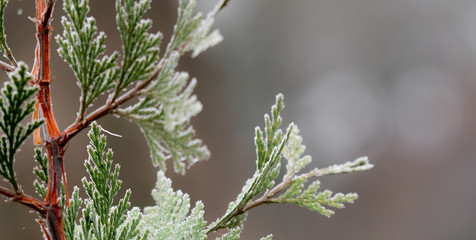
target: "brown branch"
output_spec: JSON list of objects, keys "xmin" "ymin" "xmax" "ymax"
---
[
  {"xmin": 0, "ymin": 186, "xmax": 46, "ymax": 215},
  {"xmin": 38, "ymin": 219, "xmax": 51, "ymax": 240},
  {"xmin": 235, "ymin": 165, "xmax": 361, "ymax": 215},
  {"xmin": 0, "ymin": 59, "xmax": 14, "ymax": 72},
  {"xmin": 60, "ymin": 59, "xmax": 165, "ymax": 146},
  {"xmin": 33, "ymin": 1, "xmax": 67, "ymax": 239},
  {"xmin": 207, "ymin": 162, "xmax": 371, "ymax": 233}
]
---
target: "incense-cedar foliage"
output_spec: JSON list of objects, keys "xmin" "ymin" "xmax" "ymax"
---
[{"xmin": 0, "ymin": 0, "xmax": 373, "ymax": 239}]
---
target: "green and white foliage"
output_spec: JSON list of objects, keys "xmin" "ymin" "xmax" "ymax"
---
[
  {"xmin": 56, "ymin": 0, "xmax": 222, "ymax": 174},
  {"xmin": 62, "ymin": 122, "xmax": 147, "ymax": 240},
  {"xmin": 33, "ymin": 148, "xmax": 49, "ymax": 198},
  {"xmin": 165, "ymin": 0, "xmax": 224, "ymax": 57},
  {"xmin": 117, "ymin": 51, "xmax": 209, "ymax": 174},
  {"xmin": 117, "ymin": 0, "xmax": 224, "ymax": 174},
  {"xmin": 208, "ymin": 94, "xmax": 292, "ymax": 233},
  {"xmin": 115, "ymin": 0, "xmax": 161, "ymax": 94},
  {"xmin": 57, "ymin": 0, "xmax": 119, "ymax": 119},
  {"xmin": 207, "ymin": 94, "xmax": 373, "ymax": 234},
  {"xmin": 0, "ymin": 0, "xmax": 8, "ymax": 55},
  {"xmin": 276, "ymin": 126, "xmax": 373, "ymax": 217},
  {"xmin": 259, "ymin": 234, "xmax": 273, "ymax": 240},
  {"xmin": 215, "ymin": 225, "xmax": 243, "ymax": 240},
  {"xmin": 142, "ymin": 171, "xmax": 207, "ymax": 239},
  {"xmin": 0, "ymin": 63, "xmax": 42, "ymax": 192},
  {"xmin": 0, "ymin": 0, "xmax": 16, "ymax": 66}
]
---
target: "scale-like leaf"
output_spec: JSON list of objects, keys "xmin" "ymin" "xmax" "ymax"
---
[
  {"xmin": 0, "ymin": 63, "xmax": 42, "ymax": 192},
  {"xmin": 143, "ymin": 171, "xmax": 207, "ymax": 239},
  {"xmin": 57, "ymin": 0, "xmax": 119, "ymax": 119},
  {"xmin": 115, "ymin": 0, "xmax": 161, "ymax": 93},
  {"xmin": 63, "ymin": 122, "xmax": 146, "ymax": 240}
]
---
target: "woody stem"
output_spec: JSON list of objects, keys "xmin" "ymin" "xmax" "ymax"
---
[{"xmin": 34, "ymin": 0, "xmax": 66, "ymax": 239}]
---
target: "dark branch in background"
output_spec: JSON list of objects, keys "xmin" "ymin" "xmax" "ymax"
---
[{"xmin": 219, "ymin": 0, "xmax": 230, "ymax": 11}]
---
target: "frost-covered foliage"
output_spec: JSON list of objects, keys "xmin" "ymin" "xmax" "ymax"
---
[
  {"xmin": 206, "ymin": 95, "xmax": 373, "ymax": 236},
  {"xmin": 276, "ymin": 126, "xmax": 370, "ymax": 217},
  {"xmin": 142, "ymin": 171, "xmax": 207, "ymax": 239},
  {"xmin": 57, "ymin": 0, "xmax": 119, "ymax": 119},
  {"xmin": 114, "ymin": 0, "xmax": 161, "ymax": 93},
  {"xmin": 0, "ymin": 63, "xmax": 42, "ymax": 192},
  {"xmin": 117, "ymin": 51, "xmax": 209, "ymax": 174},
  {"xmin": 0, "ymin": 0, "xmax": 373, "ymax": 239},
  {"xmin": 62, "ymin": 122, "xmax": 147, "ymax": 240},
  {"xmin": 33, "ymin": 148, "xmax": 49, "ymax": 198},
  {"xmin": 116, "ymin": 0, "xmax": 224, "ymax": 174},
  {"xmin": 0, "ymin": 0, "xmax": 16, "ymax": 66},
  {"xmin": 57, "ymin": 0, "xmax": 221, "ymax": 174}
]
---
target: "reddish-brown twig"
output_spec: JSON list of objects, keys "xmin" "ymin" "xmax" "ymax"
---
[
  {"xmin": 0, "ymin": 186, "xmax": 46, "ymax": 215},
  {"xmin": 33, "ymin": 1, "xmax": 67, "ymax": 239}
]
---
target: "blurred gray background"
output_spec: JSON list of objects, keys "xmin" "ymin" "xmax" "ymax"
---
[{"xmin": 1, "ymin": 0, "xmax": 476, "ymax": 239}]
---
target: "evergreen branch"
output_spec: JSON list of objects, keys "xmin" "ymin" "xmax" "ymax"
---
[
  {"xmin": 63, "ymin": 186, "xmax": 81, "ymax": 240},
  {"xmin": 231, "ymin": 157, "xmax": 372, "ymax": 217},
  {"xmin": 0, "ymin": 0, "xmax": 17, "ymax": 67},
  {"xmin": 259, "ymin": 234, "xmax": 273, "ymax": 240},
  {"xmin": 165, "ymin": 0, "xmax": 223, "ymax": 58},
  {"xmin": 113, "ymin": 0, "xmax": 161, "ymax": 97},
  {"xmin": 0, "ymin": 63, "xmax": 43, "ymax": 193},
  {"xmin": 34, "ymin": 0, "xmax": 62, "ymax": 141},
  {"xmin": 56, "ymin": 0, "xmax": 119, "ymax": 121},
  {"xmin": 207, "ymin": 94, "xmax": 291, "ymax": 233},
  {"xmin": 143, "ymin": 171, "xmax": 207, "ymax": 239},
  {"xmin": 62, "ymin": 0, "xmax": 223, "ymax": 175},
  {"xmin": 117, "ymin": 51, "xmax": 209, "ymax": 174},
  {"xmin": 33, "ymin": 148, "xmax": 49, "ymax": 198},
  {"xmin": 62, "ymin": 122, "xmax": 146, "ymax": 240},
  {"xmin": 61, "ymin": 59, "xmax": 165, "ymax": 145},
  {"xmin": 215, "ymin": 225, "xmax": 243, "ymax": 240},
  {"xmin": 208, "ymin": 95, "xmax": 373, "ymax": 234}
]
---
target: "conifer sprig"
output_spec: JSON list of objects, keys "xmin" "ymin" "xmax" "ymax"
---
[
  {"xmin": 0, "ymin": 63, "xmax": 43, "ymax": 193},
  {"xmin": 116, "ymin": 0, "xmax": 223, "ymax": 174},
  {"xmin": 59, "ymin": 0, "xmax": 222, "ymax": 175},
  {"xmin": 0, "ymin": 0, "xmax": 16, "ymax": 68},
  {"xmin": 33, "ymin": 148, "xmax": 49, "ymax": 198},
  {"xmin": 207, "ymin": 94, "xmax": 373, "ymax": 235},
  {"xmin": 207, "ymin": 94, "xmax": 292, "ymax": 233},
  {"xmin": 142, "ymin": 171, "xmax": 207, "ymax": 239},
  {"xmin": 117, "ymin": 51, "xmax": 209, "ymax": 174},
  {"xmin": 62, "ymin": 122, "xmax": 147, "ymax": 240},
  {"xmin": 113, "ymin": 0, "xmax": 161, "ymax": 98},
  {"xmin": 57, "ymin": 0, "xmax": 119, "ymax": 120}
]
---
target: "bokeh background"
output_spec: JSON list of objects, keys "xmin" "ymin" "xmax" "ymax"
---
[{"xmin": 1, "ymin": 0, "xmax": 476, "ymax": 239}]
